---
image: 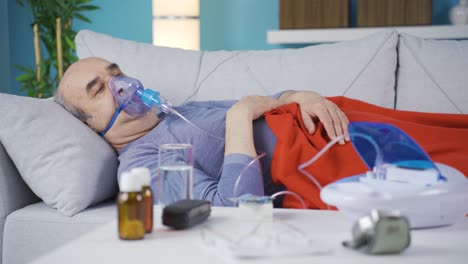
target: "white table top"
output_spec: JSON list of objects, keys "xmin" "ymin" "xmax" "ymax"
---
[{"xmin": 33, "ymin": 207, "xmax": 468, "ymax": 264}]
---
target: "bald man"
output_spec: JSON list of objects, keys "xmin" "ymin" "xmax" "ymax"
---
[{"xmin": 55, "ymin": 57, "xmax": 349, "ymax": 206}]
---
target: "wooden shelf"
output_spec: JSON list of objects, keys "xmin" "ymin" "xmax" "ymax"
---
[{"xmin": 267, "ymin": 25, "xmax": 468, "ymax": 44}]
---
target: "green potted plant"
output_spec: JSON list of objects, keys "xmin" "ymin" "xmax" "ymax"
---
[{"xmin": 16, "ymin": 0, "xmax": 99, "ymax": 98}]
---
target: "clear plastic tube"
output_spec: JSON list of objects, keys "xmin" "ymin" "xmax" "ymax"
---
[
  {"xmin": 270, "ymin": 190, "xmax": 306, "ymax": 209},
  {"xmin": 232, "ymin": 153, "xmax": 307, "ymax": 209},
  {"xmin": 297, "ymin": 135, "xmax": 345, "ymax": 192},
  {"xmin": 297, "ymin": 132, "xmax": 383, "ymax": 209},
  {"xmin": 348, "ymin": 133, "xmax": 383, "ymax": 178},
  {"xmin": 233, "ymin": 152, "xmax": 267, "ymax": 197},
  {"xmin": 296, "ymin": 136, "xmax": 345, "ymax": 210},
  {"xmin": 162, "ymin": 101, "xmax": 225, "ymax": 142}
]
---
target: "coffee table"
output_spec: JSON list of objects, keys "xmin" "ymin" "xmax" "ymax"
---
[{"xmin": 32, "ymin": 207, "xmax": 468, "ymax": 264}]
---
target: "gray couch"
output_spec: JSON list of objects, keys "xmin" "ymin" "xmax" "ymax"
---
[
  {"xmin": 0, "ymin": 143, "xmax": 115, "ymax": 263},
  {"xmin": 1, "ymin": 29, "xmax": 466, "ymax": 264}
]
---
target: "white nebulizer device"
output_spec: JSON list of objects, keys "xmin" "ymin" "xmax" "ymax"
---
[{"xmin": 319, "ymin": 122, "xmax": 468, "ymax": 228}]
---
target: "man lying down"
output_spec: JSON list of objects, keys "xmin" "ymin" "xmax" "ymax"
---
[{"xmin": 55, "ymin": 57, "xmax": 468, "ymax": 209}]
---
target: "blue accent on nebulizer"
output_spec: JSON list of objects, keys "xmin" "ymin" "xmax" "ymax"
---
[
  {"xmin": 348, "ymin": 122, "xmax": 446, "ymax": 182},
  {"xmin": 137, "ymin": 88, "xmax": 161, "ymax": 108}
]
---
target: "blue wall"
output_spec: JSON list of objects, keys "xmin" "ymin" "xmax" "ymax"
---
[
  {"xmin": 4, "ymin": 0, "xmax": 461, "ymax": 95},
  {"xmin": 73, "ymin": 0, "xmax": 152, "ymax": 44},
  {"xmin": 200, "ymin": 0, "xmax": 282, "ymax": 51},
  {"xmin": 5, "ymin": 0, "xmax": 151, "ymax": 95},
  {"xmin": 432, "ymin": 0, "xmax": 460, "ymax": 24},
  {"xmin": 7, "ymin": 0, "xmax": 35, "ymax": 95},
  {"xmin": 0, "ymin": 0, "xmax": 10, "ymax": 94}
]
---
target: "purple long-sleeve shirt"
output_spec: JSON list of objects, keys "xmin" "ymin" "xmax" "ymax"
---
[{"xmin": 117, "ymin": 93, "xmax": 286, "ymax": 207}]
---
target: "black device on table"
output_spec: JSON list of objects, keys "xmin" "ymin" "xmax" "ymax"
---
[{"xmin": 162, "ymin": 199, "xmax": 211, "ymax": 229}]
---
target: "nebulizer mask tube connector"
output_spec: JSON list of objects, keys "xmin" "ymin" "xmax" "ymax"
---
[{"xmin": 136, "ymin": 88, "xmax": 172, "ymax": 114}]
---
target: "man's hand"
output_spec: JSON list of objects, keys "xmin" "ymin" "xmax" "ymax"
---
[{"xmin": 280, "ymin": 91, "xmax": 350, "ymax": 144}]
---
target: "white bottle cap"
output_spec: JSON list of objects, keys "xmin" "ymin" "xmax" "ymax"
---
[
  {"xmin": 131, "ymin": 167, "xmax": 151, "ymax": 186},
  {"xmin": 119, "ymin": 171, "xmax": 141, "ymax": 192}
]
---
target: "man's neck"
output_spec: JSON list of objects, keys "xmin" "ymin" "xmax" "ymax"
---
[
  {"xmin": 110, "ymin": 126, "xmax": 155, "ymax": 151},
  {"xmin": 105, "ymin": 113, "xmax": 160, "ymax": 151}
]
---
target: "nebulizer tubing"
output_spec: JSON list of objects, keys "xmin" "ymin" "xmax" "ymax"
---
[
  {"xmin": 232, "ymin": 152, "xmax": 307, "ymax": 209},
  {"xmin": 297, "ymin": 132, "xmax": 383, "ymax": 199},
  {"xmin": 133, "ymin": 85, "xmax": 226, "ymax": 141},
  {"xmin": 298, "ymin": 135, "xmax": 346, "ymax": 191},
  {"xmin": 161, "ymin": 103, "xmax": 225, "ymax": 142},
  {"xmin": 270, "ymin": 191, "xmax": 306, "ymax": 209}
]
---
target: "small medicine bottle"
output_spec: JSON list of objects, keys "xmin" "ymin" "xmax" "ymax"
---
[
  {"xmin": 118, "ymin": 171, "xmax": 145, "ymax": 240},
  {"xmin": 132, "ymin": 167, "xmax": 154, "ymax": 233}
]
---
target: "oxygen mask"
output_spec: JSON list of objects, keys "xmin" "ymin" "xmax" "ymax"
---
[
  {"xmin": 108, "ymin": 75, "xmax": 152, "ymax": 118},
  {"xmin": 100, "ymin": 76, "xmax": 170, "ymax": 136}
]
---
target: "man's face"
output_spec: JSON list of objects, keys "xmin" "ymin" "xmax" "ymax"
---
[{"xmin": 58, "ymin": 57, "xmax": 124, "ymax": 132}]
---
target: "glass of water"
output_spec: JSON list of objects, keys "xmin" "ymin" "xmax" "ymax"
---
[{"xmin": 157, "ymin": 144, "xmax": 194, "ymax": 207}]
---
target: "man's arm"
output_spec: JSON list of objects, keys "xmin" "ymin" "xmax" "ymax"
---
[
  {"xmin": 225, "ymin": 95, "xmax": 283, "ymax": 157},
  {"xmin": 195, "ymin": 154, "xmax": 264, "ymax": 206}
]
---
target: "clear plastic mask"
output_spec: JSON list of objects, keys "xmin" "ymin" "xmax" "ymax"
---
[
  {"xmin": 108, "ymin": 76, "xmax": 152, "ymax": 118},
  {"xmin": 100, "ymin": 76, "xmax": 164, "ymax": 136}
]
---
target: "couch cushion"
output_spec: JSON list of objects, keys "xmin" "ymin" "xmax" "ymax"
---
[
  {"xmin": 0, "ymin": 93, "xmax": 118, "ymax": 217},
  {"xmin": 0, "ymin": 141, "xmax": 39, "ymax": 264},
  {"xmin": 3, "ymin": 201, "xmax": 114, "ymax": 264},
  {"xmin": 396, "ymin": 34, "xmax": 468, "ymax": 114},
  {"xmin": 76, "ymin": 29, "xmax": 398, "ymax": 108}
]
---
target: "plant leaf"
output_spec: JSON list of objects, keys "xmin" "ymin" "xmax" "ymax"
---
[
  {"xmin": 75, "ymin": 5, "xmax": 99, "ymax": 11},
  {"xmin": 16, "ymin": 74, "xmax": 34, "ymax": 82},
  {"xmin": 74, "ymin": 13, "xmax": 91, "ymax": 23},
  {"xmin": 57, "ymin": 0, "xmax": 67, "ymax": 9}
]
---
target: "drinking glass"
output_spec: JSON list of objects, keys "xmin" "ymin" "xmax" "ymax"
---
[{"xmin": 157, "ymin": 144, "xmax": 194, "ymax": 207}]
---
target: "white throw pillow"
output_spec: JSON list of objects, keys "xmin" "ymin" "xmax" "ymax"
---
[
  {"xmin": 396, "ymin": 34, "xmax": 468, "ymax": 114},
  {"xmin": 76, "ymin": 29, "xmax": 398, "ymax": 108}
]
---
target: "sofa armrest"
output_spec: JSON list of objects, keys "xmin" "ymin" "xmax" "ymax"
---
[{"xmin": 0, "ymin": 141, "xmax": 39, "ymax": 263}]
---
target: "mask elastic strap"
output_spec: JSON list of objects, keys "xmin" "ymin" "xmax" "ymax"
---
[{"xmin": 99, "ymin": 102, "xmax": 128, "ymax": 137}]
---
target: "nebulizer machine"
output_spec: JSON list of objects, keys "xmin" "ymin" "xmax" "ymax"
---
[{"xmin": 319, "ymin": 122, "xmax": 468, "ymax": 229}]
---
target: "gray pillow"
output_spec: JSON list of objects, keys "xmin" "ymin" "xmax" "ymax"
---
[
  {"xmin": 0, "ymin": 93, "xmax": 118, "ymax": 216},
  {"xmin": 396, "ymin": 34, "xmax": 468, "ymax": 114}
]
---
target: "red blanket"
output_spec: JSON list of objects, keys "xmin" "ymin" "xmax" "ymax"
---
[{"xmin": 264, "ymin": 96, "xmax": 468, "ymax": 209}]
